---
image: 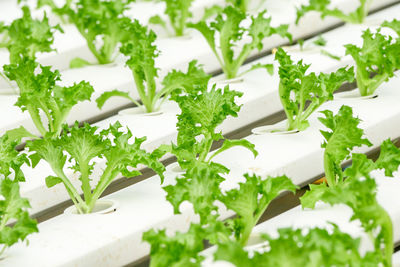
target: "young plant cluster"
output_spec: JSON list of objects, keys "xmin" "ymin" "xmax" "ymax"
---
[
  {"xmin": 144, "ymin": 80, "xmax": 299, "ymax": 266},
  {"xmin": 275, "ymin": 48, "xmax": 354, "ymax": 131},
  {"xmin": 27, "ymin": 122, "xmax": 166, "ymax": 214},
  {"xmin": 301, "ymin": 105, "xmax": 400, "ymax": 266},
  {"xmin": 345, "ymin": 20, "xmax": 400, "ymax": 96},
  {"xmin": 0, "ymin": 6, "xmax": 62, "ymax": 87},
  {"xmin": 0, "ymin": 6, "xmax": 94, "ymax": 137},
  {"xmin": 145, "ymin": 103, "xmax": 400, "ymax": 266},
  {"xmin": 189, "ymin": 6, "xmax": 292, "ymax": 79},
  {"xmin": 0, "ymin": 6, "xmax": 62, "ymax": 65},
  {"xmin": 271, "ymin": 19, "xmax": 400, "ymax": 132},
  {"xmin": 149, "ymin": 0, "xmax": 194, "ymax": 37},
  {"xmin": 296, "ymin": 0, "xmax": 372, "ymax": 24},
  {"xmin": 38, "ymin": 0, "xmax": 135, "ymax": 67},
  {"xmin": 97, "ymin": 19, "xmax": 210, "ymax": 113},
  {"xmin": 0, "ymin": 130, "xmax": 38, "ymax": 256},
  {"xmin": 0, "ymin": 0, "xmax": 399, "ymax": 265}
]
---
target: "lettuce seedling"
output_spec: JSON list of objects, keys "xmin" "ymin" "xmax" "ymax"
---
[
  {"xmin": 144, "ymin": 171, "xmax": 296, "ymax": 267},
  {"xmin": 1, "ymin": 6, "xmax": 62, "ymax": 65},
  {"xmin": 345, "ymin": 27, "xmax": 400, "ymax": 96},
  {"xmin": 27, "ymin": 122, "xmax": 165, "ymax": 214},
  {"xmin": 275, "ymin": 48, "xmax": 354, "ymax": 131},
  {"xmin": 149, "ymin": 0, "xmax": 194, "ymax": 37},
  {"xmin": 144, "ymin": 83, "xmax": 297, "ymax": 266},
  {"xmin": 189, "ymin": 6, "xmax": 292, "ymax": 79},
  {"xmin": 161, "ymin": 83, "xmax": 258, "ymax": 222},
  {"xmin": 0, "ymin": 131, "xmax": 38, "ymax": 255},
  {"xmin": 97, "ymin": 20, "xmax": 210, "ymax": 113},
  {"xmin": 215, "ymin": 224, "xmax": 384, "ymax": 266},
  {"xmin": 168, "ymin": 83, "xmax": 257, "ymax": 171},
  {"xmin": 221, "ymin": 174, "xmax": 297, "ymax": 246},
  {"xmin": 3, "ymin": 56, "xmax": 94, "ymax": 137},
  {"xmin": 43, "ymin": 0, "xmax": 134, "ymax": 67},
  {"xmin": 296, "ymin": 0, "xmax": 372, "ymax": 24},
  {"xmin": 0, "ymin": 6, "xmax": 61, "ymax": 89},
  {"xmin": 144, "ymin": 224, "xmax": 204, "ymax": 266},
  {"xmin": 301, "ymin": 105, "xmax": 400, "ymax": 265},
  {"xmin": 317, "ymin": 105, "xmax": 372, "ymax": 186}
]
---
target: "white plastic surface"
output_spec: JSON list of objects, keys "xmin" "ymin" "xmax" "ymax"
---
[{"xmin": 394, "ymin": 251, "xmax": 400, "ymax": 267}]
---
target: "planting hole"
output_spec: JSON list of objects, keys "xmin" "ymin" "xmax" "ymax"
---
[
  {"xmin": 334, "ymin": 90, "xmax": 378, "ymax": 100},
  {"xmin": 118, "ymin": 107, "xmax": 163, "ymax": 116},
  {"xmin": 216, "ymin": 77, "xmax": 245, "ymax": 85},
  {"xmin": 64, "ymin": 199, "xmax": 118, "ymax": 215},
  {"xmin": 167, "ymin": 162, "xmax": 185, "ymax": 174},
  {"xmin": 252, "ymin": 125, "xmax": 300, "ymax": 135}
]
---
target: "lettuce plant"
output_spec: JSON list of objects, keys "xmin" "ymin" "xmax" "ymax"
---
[
  {"xmin": 189, "ymin": 6, "xmax": 292, "ymax": 79},
  {"xmin": 0, "ymin": 6, "xmax": 61, "ymax": 89},
  {"xmin": 301, "ymin": 105, "xmax": 400, "ymax": 266},
  {"xmin": 296, "ymin": 0, "xmax": 372, "ymax": 24},
  {"xmin": 3, "ymin": 56, "xmax": 94, "ymax": 137},
  {"xmin": 97, "ymin": 20, "xmax": 210, "ymax": 113},
  {"xmin": 0, "ymin": 130, "xmax": 38, "ymax": 255},
  {"xmin": 143, "ymin": 83, "xmax": 299, "ymax": 266},
  {"xmin": 1, "ymin": 6, "xmax": 62, "ymax": 64},
  {"xmin": 26, "ymin": 122, "xmax": 166, "ymax": 214},
  {"xmin": 345, "ymin": 25, "xmax": 400, "ymax": 96},
  {"xmin": 166, "ymin": 83, "xmax": 257, "ymax": 172},
  {"xmin": 215, "ymin": 224, "xmax": 384, "ymax": 266},
  {"xmin": 220, "ymin": 174, "xmax": 297, "ymax": 246},
  {"xmin": 144, "ymin": 172, "xmax": 296, "ymax": 267},
  {"xmin": 41, "ymin": 0, "xmax": 134, "ymax": 67},
  {"xmin": 275, "ymin": 48, "xmax": 354, "ymax": 131},
  {"xmin": 149, "ymin": 0, "xmax": 194, "ymax": 37},
  {"xmin": 159, "ymin": 83, "xmax": 260, "ymax": 223}
]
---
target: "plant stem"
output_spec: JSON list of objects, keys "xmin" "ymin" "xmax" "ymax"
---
[
  {"xmin": 367, "ymin": 73, "xmax": 389, "ymax": 96},
  {"xmin": 26, "ymin": 106, "xmax": 47, "ymax": 137},
  {"xmin": 79, "ymin": 159, "xmax": 92, "ymax": 204},
  {"xmin": 240, "ymin": 197, "xmax": 270, "ymax": 246},
  {"xmin": 324, "ymin": 152, "xmax": 336, "ymax": 186},
  {"xmin": 356, "ymin": 66, "xmax": 369, "ymax": 96},
  {"xmin": 279, "ymin": 83, "xmax": 295, "ymax": 131},
  {"xmin": 200, "ymin": 135, "xmax": 213, "ymax": 163},
  {"xmin": 88, "ymin": 164, "xmax": 118, "ymax": 212},
  {"xmin": 377, "ymin": 206, "xmax": 393, "ymax": 266},
  {"xmin": 53, "ymin": 168, "xmax": 87, "ymax": 213},
  {"xmin": 0, "ymin": 245, "xmax": 7, "ymax": 257}
]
